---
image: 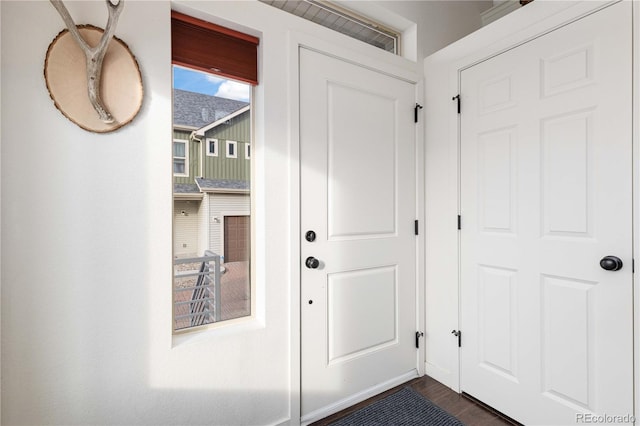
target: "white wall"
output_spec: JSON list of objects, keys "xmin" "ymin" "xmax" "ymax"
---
[
  {"xmin": 0, "ymin": 2, "xmax": 3, "ymax": 422},
  {"xmin": 374, "ymin": 0, "xmax": 491, "ymax": 59},
  {"xmin": 1, "ymin": 1, "xmax": 486, "ymax": 425}
]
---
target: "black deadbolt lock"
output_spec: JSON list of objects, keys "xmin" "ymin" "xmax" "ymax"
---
[{"xmin": 305, "ymin": 230, "xmax": 316, "ymax": 242}]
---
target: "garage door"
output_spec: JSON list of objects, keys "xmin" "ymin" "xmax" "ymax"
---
[{"xmin": 224, "ymin": 215, "xmax": 250, "ymax": 262}]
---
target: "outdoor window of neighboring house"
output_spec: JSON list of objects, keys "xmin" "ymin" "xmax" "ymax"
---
[
  {"xmin": 226, "ymin": 140, "xmax": 238, "ymax": 158},
  {"xmin": 173, "ymin": 139, "xmax": 188, "ymax": 176},
  {"xmin": 206, "ymin": 138, "xmax": 218, "ymax": 157},
  {"xmin": 172, "ymin": 11, "xmax": 258, "ymax": 333},
  {"xmin": 245, "ymin": 143, "xmax": 251, "ymax": 160}
]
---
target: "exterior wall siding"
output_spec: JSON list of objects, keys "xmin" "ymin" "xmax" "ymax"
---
[
  {"xmin": 207, "ymin": 110, "xmax": 251, "ymax": 141},
  {"xmin": 173, "ymin": 112, "xmax": 250, "ymax": 186},
  {"xmin": 173, "ymin": 200, "xmax": 201, "ymax": 257},
  {"xmin": 207, "ymin": 193, "xmax": 251, "ymax": 258},
  {"xmin": 203, "ymin": 111, "xmax": 251, "ymax": 182}
]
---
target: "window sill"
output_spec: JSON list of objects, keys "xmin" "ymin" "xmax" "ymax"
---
[{"xmin": 171, "ymin": 314, "xmax": 264, "ymax": 348}]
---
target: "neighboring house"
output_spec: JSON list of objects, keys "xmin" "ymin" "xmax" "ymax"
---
[{"xmin": 173, "ymin": 89, "xmax": 251, "ymax": 260}]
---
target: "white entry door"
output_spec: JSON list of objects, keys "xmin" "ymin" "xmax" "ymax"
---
[
  {"xmin": 460, "ymin": 3, "xmax": 633, "ymax": 425},
  {"xmin": 300, "ymin": 48, "xmax": 418, "ymax": 421}
]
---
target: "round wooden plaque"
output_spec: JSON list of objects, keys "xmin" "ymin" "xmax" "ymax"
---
[{"xmin": 44, "ymin": 25, "xmax": 143, "ymax": 133}]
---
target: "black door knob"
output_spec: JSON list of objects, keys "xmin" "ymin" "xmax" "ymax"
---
[
  {"xmin": 600, "ymin": 256, "xmax": 623, "ymax": 271},
  {"xmin": 305, "ymin": 256, "xmax": 320, "ymax": 269}
]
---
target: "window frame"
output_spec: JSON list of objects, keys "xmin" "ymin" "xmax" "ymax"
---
[
  {"xmin": 226, "ymin": 140, "xmax": 238, "ymax": 159},
  {"xmin": 173, "ymin": 139, "xmax": 189, "ymax": 177},
  {"xmin": 245, "ymin": 143, "xmax": 251, "ymax": 160},
  {"xmin": 206, "ymin": 138, "xmax": 219, "ymax": 157},
  {"xmin": 172, "ymin": 11, "xmax": 258, "ymax": 338},
  {"xmin": 257, "ymin": 0, "xmax": 400, "ymax": 55}
]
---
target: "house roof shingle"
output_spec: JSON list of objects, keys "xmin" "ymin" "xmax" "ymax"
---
[
  {"xmin": 173, "ymin": 89, "xmax": 249, "ymax": 129},
  {"xmin": 173, "ymin": 183, "xmax": 200, "ymax": 194},
  {"xmin": 196, "ymin": 178, "xmax": 250, "ymax": 192}
]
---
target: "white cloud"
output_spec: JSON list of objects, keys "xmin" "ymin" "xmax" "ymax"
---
[
  {"xmin": 215, "ymin": 80, "xmax": 251, "ymax": 102},
  {"xmin": 205, "ymin": 74, "xmax": 226, "ymax": 85}
]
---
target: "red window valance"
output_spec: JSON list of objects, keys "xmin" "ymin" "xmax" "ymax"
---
[{"xmin": 171, "ymin": 11, "xmax": 259, "ymax": 85}]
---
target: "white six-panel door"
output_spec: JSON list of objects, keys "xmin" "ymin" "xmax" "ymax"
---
[
  {"xmin": 460, "ymin": 2, "xmax": 633, "ymax": 424},
  {"xmin": 300, "ymin": 48, "xmax": 418, "ymax": 421}
]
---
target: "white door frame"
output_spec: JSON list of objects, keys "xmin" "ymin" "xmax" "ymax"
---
[
  {"xmin": 286, "ymin": 32, "xmax": 425, "ymax": 425},
  {"xmin": 424, "ymin": 0, "xmax": 639, "ymax": 418}
]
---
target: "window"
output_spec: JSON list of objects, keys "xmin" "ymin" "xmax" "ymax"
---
[
  {"xmin": 172, "ymin": 11, "xmax": 257, "ymax": 333},
  {"xmin": 245, "ymin": 143, "xmax": 251, "ymax": 160},
  {"xmin": 226, "ymin": 140, "xmax": 238, "ymax": 158},
  {"xmin": 173, "ymin": 139, "xmax": 188, "ymax": 176},
  {"xmin": 206, "ymin": 138, "xmax": 218, "ymax": 157},
  {"xmin": 258, "ymin": 0, "xmax": 400, "ymax": 54}
]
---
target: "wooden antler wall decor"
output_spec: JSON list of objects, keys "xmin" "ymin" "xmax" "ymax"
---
[
  {"xmin": 50, "ymin": 0, "xmax": 123, "ymax": 123},
  {"xmin": 44, "ymin": 0, "xmax": 143, "ymax": 133}
]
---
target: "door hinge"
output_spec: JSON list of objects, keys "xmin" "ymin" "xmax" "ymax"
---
[
  {"xmin": 452, "ymin": 94, "xmax": 461, "ymax": 114},
  {"xmin": 414, "ymin": 103, "xmax": 423, "ymax": 123},
  {"xmin": 457, "ymin": 215, "xmax": 461, "ymax": 230},
  {"xmin": 415, "ymin": 220, "xmax": 419, "ymax": 236},
  {"xmin": 415, "ymin": 331, "xmax": 424, "ymax": 349},
  {"xmin": 451, "ymin": 330, "xmax": 461, "ymax": 347}
]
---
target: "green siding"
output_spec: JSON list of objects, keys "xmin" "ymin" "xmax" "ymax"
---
[
  {"xmin": 203, "ymin": 111, "xmax": 251, "ymax": 182},
  {"xmin": 207, "ymin": 111, "xmax": 251, "ymax": 143},
  {"xmin": 173, "ymin": 111, "xmax": 251, "ymax": 186}
]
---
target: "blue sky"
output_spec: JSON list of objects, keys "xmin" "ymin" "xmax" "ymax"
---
[{"xmin": 173, "ymin": 66, "xmax": 251, "ymax": 102}]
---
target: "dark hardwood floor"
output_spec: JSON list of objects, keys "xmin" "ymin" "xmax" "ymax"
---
[{"xmin": 311, "ymin": 375, "xmax": 520, "ymax": 426}]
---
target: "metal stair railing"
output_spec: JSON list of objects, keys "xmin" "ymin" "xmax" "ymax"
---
[{"xmin": 173, "ymin": 250, "xmax": 222, "ymax": 330}]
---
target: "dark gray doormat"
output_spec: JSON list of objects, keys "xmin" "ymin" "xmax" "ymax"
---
[{"xmin": 329, "ymin": 387, "xmax": 466, "ymax": 426}]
